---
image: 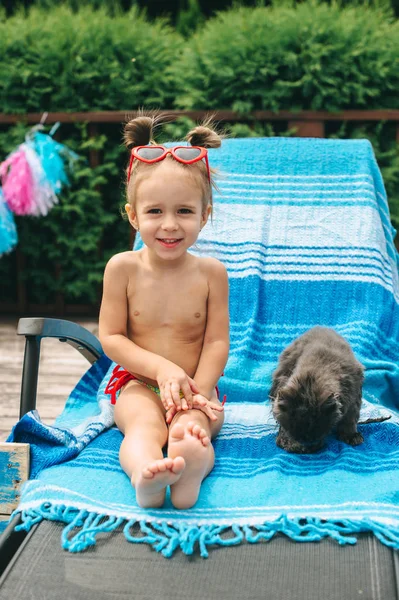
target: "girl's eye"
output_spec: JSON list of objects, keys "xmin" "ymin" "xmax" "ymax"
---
[
  {"xmin": 178, "ymin": 208, "xmax": 194, "ymax": 214},
  {"xmin": 147, "ymin": 209, "xmax": 161, "ymax": 214}
]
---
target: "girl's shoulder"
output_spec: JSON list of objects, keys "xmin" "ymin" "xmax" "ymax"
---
[
  {"xmin": 105, "ymin": 251, "xmax": 140, "ymax": 274},
  {"xmin": 107, "ymin": 250, "xmax": 140, "ymax": 263},
  {"xmin": 196, "ymin": 255, "xmax": 228, "ymax": 278}
]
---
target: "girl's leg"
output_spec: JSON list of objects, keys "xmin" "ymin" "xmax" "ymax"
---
[
  {"xmin": 114, "ymin": 381, "xmax": 185, "ymax": 508},
  {"xmin": 167, "ymin": 390, "xmax": 224, "ymax": 509}
]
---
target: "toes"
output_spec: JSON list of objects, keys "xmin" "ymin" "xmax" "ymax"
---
[
  {"xmin": 187, "ymin": 422, "xmax": 209, "ymax": 445},
  {"xmin": 169, "ymin": 423, "xmax": 185, "ymax": 441},
  {"xmin": 148, "ymin": 460, "xmax": 162, "ymax": 474},
  {"xmin": 156, "ymin": 460, "xmax": 167, "ymax": 472},
  {"xmin": 187, "ymin": 421, "xmax": 196, "ymax": 435},
  {"xmin": 171, "ymin": 456, "xmax": 185, "ymax": 474},
  {"xmin": 197, "ymin": 428, "xmax": 210, "ymax": 446},
  {"xmin": 142, "ymin": 464, "xmax": 156, "ymax": 479},
  {"xmin": 171, "ymin": 421, "xmax": 211, "ymax": 451},
  {"xmin": 187, "ymin": 422, "xmax": 201, "ymax": 438},
  {"xmin": 192, "ymin": 424, "xmax": 202, "ymax": 437},
  {"xmin": 143, "ymin": 458, "xmax": 175, "ymax": 478}
]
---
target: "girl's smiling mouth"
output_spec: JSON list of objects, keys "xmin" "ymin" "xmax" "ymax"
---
[{"xmin": 157, "ymin": 238, "xmax": 183, "ymax": 248}]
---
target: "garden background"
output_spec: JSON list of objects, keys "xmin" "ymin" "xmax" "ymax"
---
[{"xmin": 0, "ymin": 0, "xmax": 398, "ymax": 314}]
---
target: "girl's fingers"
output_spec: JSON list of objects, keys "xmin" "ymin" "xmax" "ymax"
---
[
  {"xmin": 165, "ymin": 406, "xmax": 176, "ymax": 424},
  {"xmin": 159, "ymin": 388, "xmax": 169, "ymax": 411},
  {"xmin": 207, "ymin": 401, "xmax": 224, "ymax": 412},
  {"xmin": 192, "ymin": 394, "xmax": 207, "ymax": 407},
  {"xmin": 188, "ymin": 377, "xmax": 200, "ymax": 394},
  {"xmin": 181, "ymin": 381, "xmax": 193, "ymax": 409},
  {"xmin": 200, "ymin": 405, "xmax": 218, "ymax": 422},
  {"xmin": 171, "ymin": 382, "xmax": 182, "ymax": 410},
  {"xmin": 163, "ymin": 385, "xmax": 174, "ymax": 409}
]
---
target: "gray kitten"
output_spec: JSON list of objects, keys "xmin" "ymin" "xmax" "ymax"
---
[{"xmin": 270, "ymin": 326, "xmax": 364, "ymax": 453}]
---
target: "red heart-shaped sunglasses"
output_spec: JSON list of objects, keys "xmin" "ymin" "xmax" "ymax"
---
[{"xmin": 127, "ymin": 145, "xmax": 210, "ymax": 183}]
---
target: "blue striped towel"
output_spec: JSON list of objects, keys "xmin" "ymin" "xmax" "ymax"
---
[{"xmin": 9, "ymin": 137, "xmax": 399, "ymax": 557}]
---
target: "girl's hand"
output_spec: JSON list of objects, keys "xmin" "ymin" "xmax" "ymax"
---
[
  {"xmin": 192, "ymin": 394, "xmax": 224, "ymax": 422},
  {"xmin": 156, "ymin": 364, "xmax": 199, "ymax": 412},
  {"xmin": 165, "ymin": 393, "xmax": 224, "ymax": 424}
]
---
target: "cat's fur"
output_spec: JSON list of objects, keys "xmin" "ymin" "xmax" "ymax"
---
[{"xmin": 270, "ymin": 326, "xmax": 364, "ymax": 453}]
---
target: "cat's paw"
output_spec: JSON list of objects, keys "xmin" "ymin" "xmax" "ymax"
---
[
  {"xmin": 276, "ymin": 433, "xmax": 286, "ymax": 450},
  {"xmin": 277, "ymin": 433, "xmax": 320, "ymax": 454},
  {"xmin": 337, "ymin": 431, "xmax": 364, "ymax": 446}
]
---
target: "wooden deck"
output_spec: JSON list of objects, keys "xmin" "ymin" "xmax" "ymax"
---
[{"xmin": 0, "ymin": 317, "xmax": 99, "ymax": 442}]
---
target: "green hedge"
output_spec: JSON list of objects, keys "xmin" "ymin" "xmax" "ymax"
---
[
  {"xmin": 0, "ymin": 2, "xmax": 398, "ymax": 308},
  {"xmin": 1, "ymin": 3, "xmax": 398, "ymax": 113},
  {"xmin": 0, "ymin": 5, "xmax": 182, "ymax": 112},
  {"xmin": 173, "ymin": 3, "xmax": 399, "ymax": 112}
]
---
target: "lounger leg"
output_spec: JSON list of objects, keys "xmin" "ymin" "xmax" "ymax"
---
[{"xmin": 19, "ymin": 336, "xmax": 41, "ymax": 418}]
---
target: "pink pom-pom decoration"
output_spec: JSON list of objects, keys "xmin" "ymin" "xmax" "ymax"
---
[
  {"xmin": 0, "ymin": 123, "xmax": 79, "ymax": 219},
  {"xmin": 0, "ymin": 150, "xmax": 36, "ymax": 216}
]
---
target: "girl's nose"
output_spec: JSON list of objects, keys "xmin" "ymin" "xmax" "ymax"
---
[{"xmin": 162, "ymin": 216, "xmax": 178, "ymax": 231}]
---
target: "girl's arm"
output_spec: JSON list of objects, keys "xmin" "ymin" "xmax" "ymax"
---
[
  {"xmin": 193, "ymin": 258, "xmax": 230, "ymax": 399},
  {"xmin": 99, "ymin": 254, "xmax": 198, "ymax": 408}
]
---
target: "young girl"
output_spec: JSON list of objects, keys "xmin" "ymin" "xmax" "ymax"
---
[{"xmin": 99, "ymin": 115, "xmax": 229, "ymax": 510}]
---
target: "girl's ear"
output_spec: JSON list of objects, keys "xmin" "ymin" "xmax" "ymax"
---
[
  {"xmin": 201, "ymin": 204, "xmax": 212, "ymax": 229},
  {"xmin": 125, "ymin": 203, "xmax": 139, "ymax": 230}
]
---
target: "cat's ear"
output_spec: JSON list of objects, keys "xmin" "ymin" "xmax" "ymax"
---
[
  {"xmin": 276, "ymin": 396, "xmax": 289, "ymax": 412},
  {"xmin": 280, "ymin": 377, "xmax": 300, "ymax": 397},
  {"xmin": 276, "ymin": 380, "xmax": 299, "ymax": 409}
]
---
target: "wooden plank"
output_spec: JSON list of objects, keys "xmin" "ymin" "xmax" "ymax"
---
[
  {"xmin": 0, "ymin": 443, "xmax": 30, "ymax": 514},
  {"xmin": 0, "ymin": 110, "xmax": 398, "ymax": 125},
  {"xmin": 288, "ymin": 120, "xmax": 325, "ymax": 138},
  {"xmin": 256, "ymin": 109, "xmax": 399, "ymax": 122}
]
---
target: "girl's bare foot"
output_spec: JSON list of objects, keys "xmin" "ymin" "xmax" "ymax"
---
[
  {"xmin": 168, "ymin": 422, "xmax": 214, "ymax": 509},
  {"xmin": 135, "ymin": 457, "xmax": 185, "ymax": 508}
]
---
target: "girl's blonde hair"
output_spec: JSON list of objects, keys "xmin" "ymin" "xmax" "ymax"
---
[{"xmin": 123, "ymin": 111, "xmax": 222, "ymax": 213}]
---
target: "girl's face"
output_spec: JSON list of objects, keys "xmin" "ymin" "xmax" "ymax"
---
[{"xmin": 125, "ymin": 163, "xmax": 211, "ymax": 262}]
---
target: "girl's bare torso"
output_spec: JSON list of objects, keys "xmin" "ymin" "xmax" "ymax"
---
[{"xmin": 126, "ymin": 251, "xmax": 209, "ymax": 385}]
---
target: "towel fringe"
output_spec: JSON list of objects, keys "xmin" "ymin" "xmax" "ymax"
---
[{"xmin": 14, "ymin": 503, "xmax": 399, "ymax": 557}]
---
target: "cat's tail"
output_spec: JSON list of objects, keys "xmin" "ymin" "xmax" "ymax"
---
[{"xmin": 358, "ymin": 415, "xmax": 391, "ymax": 425}]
